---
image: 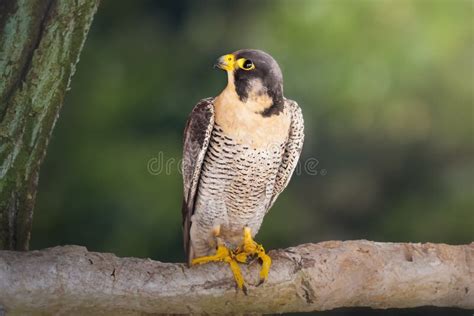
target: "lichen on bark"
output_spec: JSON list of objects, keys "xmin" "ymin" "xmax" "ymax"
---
[{"xmin": 0, "ymin": 0, "xmax": 99, "ymax": 250}]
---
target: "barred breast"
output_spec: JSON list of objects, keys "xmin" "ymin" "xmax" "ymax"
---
[{"xmin": 190, "ymin": 124, "xmax": 286, "ymax": 257}]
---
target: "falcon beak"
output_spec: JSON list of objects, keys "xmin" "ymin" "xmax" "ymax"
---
[{"xmin": 214, "ymin": 54, "xmax": 236, "ymax": 71}]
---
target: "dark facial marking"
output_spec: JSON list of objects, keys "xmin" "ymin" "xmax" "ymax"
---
[{"xmin": 233, "ymin": 50, "xmax": 284, "ymax": 117}]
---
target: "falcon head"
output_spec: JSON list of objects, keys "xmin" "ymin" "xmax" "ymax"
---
[{"xmin": 214, "ymin": 49, "xmax": 284, "ymax": 116}]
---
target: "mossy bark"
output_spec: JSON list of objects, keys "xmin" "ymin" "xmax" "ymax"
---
[{"xmin": 0, "ymin": 0, "xmax": 99, "ymax": 250}]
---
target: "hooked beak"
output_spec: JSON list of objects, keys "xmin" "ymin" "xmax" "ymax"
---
[{"xmin": 213, "ymin": 53, "xmax": 236, "ymax": 71}]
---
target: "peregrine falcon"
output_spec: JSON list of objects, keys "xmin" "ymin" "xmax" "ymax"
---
[{"xmin": 182, "ymin": 49, "xmax": 304, "ymax": 293}]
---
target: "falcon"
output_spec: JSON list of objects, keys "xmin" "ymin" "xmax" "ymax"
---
[{"xmin": 182, "ymin": 49, "xmax": 304, "ymax": 293}]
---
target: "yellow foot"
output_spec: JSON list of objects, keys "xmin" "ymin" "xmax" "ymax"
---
[
  {"xmin": 192, "ymin": 245, "xmax": 247, "ymax": 294},
  {"xmin": 233, "ymin": 227, "xmax": 272, "ymax": 286}
]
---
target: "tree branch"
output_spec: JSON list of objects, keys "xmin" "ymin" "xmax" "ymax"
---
[{"xmin": 0, "ymin": 240, "xmax": 472, "ymax": 314}]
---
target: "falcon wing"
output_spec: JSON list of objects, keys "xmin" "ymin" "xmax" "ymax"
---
[
  {"xmin": 181, "ymin": 97, "xmax": 215, "ymax": 264},
  {"xmin": 267, "ymin": 99, "xmax": 304, "ymax": 211}
]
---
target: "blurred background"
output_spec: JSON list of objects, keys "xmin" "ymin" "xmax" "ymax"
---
[{"xmin": 31, "ymin": 0, "xmax": 472, "ymax": 314}]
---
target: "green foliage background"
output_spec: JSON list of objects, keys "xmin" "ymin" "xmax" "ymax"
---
[{"xmin": 33, "ymin": 0, "xmax": 472, "ymax": 271}]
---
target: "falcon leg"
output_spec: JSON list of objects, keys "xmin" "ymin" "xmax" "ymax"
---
[
  {"xmin": 234, "ymin": 227, "xmax": 272, "ymax": 285},
  {"xmin": 191, "ymin": 244, "xmax": 230, "ymax": 264},
  {"xmin": 224, "ymin": 255, "xmax": 246, "ymax": 294},
  {"xmin": 191, "ymin": 228, "xmax": 247, "ymax": 294}
]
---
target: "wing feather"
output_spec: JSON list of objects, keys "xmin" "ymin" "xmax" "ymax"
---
[
  {"xmin": 181, "ymin": 97, "xmax": 215, "ymax": 264},
  {"xmin": 267, "ymin": 99, "xmax": 304, "ymax": 210}
]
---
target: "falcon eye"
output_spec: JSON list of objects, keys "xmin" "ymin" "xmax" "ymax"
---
[
  {"xmin": 243, "ymin": 60, "xmax": 253, "ymax": 69},
  {"xmin": 237, "ymin": 58, "xmax": 255, "ymax": 71}
]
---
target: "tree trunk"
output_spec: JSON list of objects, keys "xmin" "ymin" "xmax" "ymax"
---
[
  {"xmin": 0, "ymin": 241, "xmax": 472, "ymax": 314},
  {"xmin": 0, "ymin": 0, "xmax": 99, "ymax": 250}
]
